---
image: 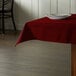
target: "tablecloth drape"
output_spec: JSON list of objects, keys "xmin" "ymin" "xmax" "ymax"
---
[{"xmin": 16, "ymin": 14, "xmax": 76, "ymax": 45}]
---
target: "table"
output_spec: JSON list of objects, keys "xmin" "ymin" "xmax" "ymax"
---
[{"xmin": 16, "ymin": 14, "xmax": 76, "ymax": 45}]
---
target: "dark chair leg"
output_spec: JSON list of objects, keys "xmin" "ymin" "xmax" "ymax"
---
[
  {"xmin": 11, "ymin": 12, "xmax": 16, "ymax": 31},
  {"xmin": 2, "ymin": 12, "xmax": 5, "ymax": 34}
]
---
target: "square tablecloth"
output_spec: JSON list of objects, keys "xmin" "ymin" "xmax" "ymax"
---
[{"xmin": 16, "ymin": 14, "xmax": 76, "ymax": 45}]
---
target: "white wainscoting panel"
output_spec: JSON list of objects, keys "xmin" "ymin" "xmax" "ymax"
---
[
  {"xmin": 51, "ymin": 0, "xmax": 58, "ymax": 14},
  {"xmin": 71, "ymin": 0, "xmax": 76, "ymax": 13},
  {"xmin": 39, "ymin": 0, "xmax": 51, "ymax": 18},
  {"xmin": 32, "ymin": 0, "xmax": 39, "ymax": 19},
  {"xmin": 13, "ymin": 0, "xmax": 76, "ymax": 30},
  {"xmin": 58, "ymin": 0, "xmax": 70, "ymax": 15}
]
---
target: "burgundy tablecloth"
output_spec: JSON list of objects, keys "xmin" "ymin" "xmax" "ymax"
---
[{"xmin": 16, "ymin": 14, "xmax": 76, "ymax": 45}]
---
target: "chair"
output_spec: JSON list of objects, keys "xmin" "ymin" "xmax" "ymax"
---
[{"xmin": 0, "ymin": 0, "xmax": 16, "ymax": 34}]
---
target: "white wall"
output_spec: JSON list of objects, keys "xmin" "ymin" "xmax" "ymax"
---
[
  {"xmin": 71, "ymin": 0, "xmax": 76, "ymax": 13},
  {"xmin": 13, "ymin": 0, "xmax": 76, "ymax": 30}
]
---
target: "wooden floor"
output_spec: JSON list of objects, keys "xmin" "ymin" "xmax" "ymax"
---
[
  {"xmin": 0, "ymin": 31, "xmax": 19, "ymax": 76},
  {"xmin": 0, "ymin": 31, "xmax": 75, "ymax": 76},
  {"xmin": 0, "ymin": 30, "xmax": 19, "ymax": 47}
]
